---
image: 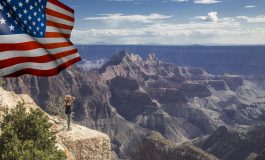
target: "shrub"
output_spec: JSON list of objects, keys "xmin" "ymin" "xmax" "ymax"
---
[{"xmin": 0, "ymin": 102, "xmax": 66, "ymax": 160}]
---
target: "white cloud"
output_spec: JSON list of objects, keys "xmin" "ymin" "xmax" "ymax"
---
[
  {"xmin": 168, "ymin": 0, "xmax": 189, "ymax": 2},
  {"xmin": 73, "ymin": 13, "xmax": 265, "ymax": 45},
  {"xmin": 194, "ymin": 0, "xmax": 221, "ymax": 4},
  {"xmin": 84, "ymin": 13, "xmax": 172, "ymax": 25},
  {"xmin": 244, "ymin": 5, "xmax": 256, "ymax": 8},
  {"xmin": 107, "ymin": 0, "xmax": 135, "ymax": 1},
  {"xmin": 237, "ymin": 15, "xmax": 265, "ymax": 23},
  {"xmin": 70, "ymin": 19, "xmax": 265, "ymax": 45},
  {"xmin": 195, "ymin": 12, "xmax": 219, "ymax": 22}
]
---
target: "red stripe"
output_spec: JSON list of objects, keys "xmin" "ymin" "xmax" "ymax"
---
[
  {"xmin": 46, "ymin": 8, "xmax": 74, "ymax": 22},
  {"xmin": 47, "ymin": 20, "xmax": 73, "ymax": 30},
  {"xmin": 48, "ymin": 0, "xmax": 74, "ymax": 13},
  {"xmin": 45, "ymin": 32, "xmax": 71, "ymax": 38},
  {"xmin": 0, "ymin": 49, "xmax": 78, "ymax": 69},
  {"xmin": 0, "ymin": 41, "xmax": 73, "ymax": 52},
  {"xmin": 4, "ymin": 57, "xmax": 81, "ymax": 77}
]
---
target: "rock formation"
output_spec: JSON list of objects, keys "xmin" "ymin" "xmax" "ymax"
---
[
  {"xmin": 132, "ymin": 132, "xmax": 217, "ymax": 160},
  {"xmin": 0, "ymin": 87, "xmax": 111, "ymax": 160},
  {"xmin": 2, "ymin": 52, "xmax": 265, "ymax": 159},
  {"xmin": 194, "ymin": 125, "xmax": 265, "ymax": 160}
]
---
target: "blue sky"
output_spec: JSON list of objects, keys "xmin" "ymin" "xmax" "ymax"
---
[{"xmin": 61, "ymin": 0, "xmax": 265, "ymax": 45}]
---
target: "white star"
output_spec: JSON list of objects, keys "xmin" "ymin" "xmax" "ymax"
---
[
  {"xmin": 18, "ymin": 2, "xmax": 23, "ymax": 7},
  {"xmin": 0, "ymin": 17, "xmax": 6, "ymax": 24},
  {"xmin": 7, "ymin": 12, "xmax": 11, "ymax": 18},
  {"xmin": 34, "ymin": 2, "xmax": 37, "ymax": 7},
  {"xmin": 18, "ymin": 13, "xmax": 22, "ymax": 18},
  {"xmin": 40, "ymin": 31, "xmax": 43, "ymax": 35},
  {"xmin": 24, "ymin": 20, "xmax": 27, "ymax": 24},
  {"xmin": 8, "ymin": 24, "xmax": 15, "ymax": 31},
  {"xmin": 25, "ymin": 0, "xmax": 30, "ymax": 3},
  {"xmin": 32, "ymin": 21, "xmax": 36, "ymax": 26},
  {"xmin": 37, "ymin": 17, "xmax": 41, "ymax": 22},
  {"xmin": 7, "ymin": 0, "xmax": 11, "ymax": 4},
  {"xmin": 36, "ymin": 26, "xmax": 39, "ymax": 31},
  {"xmin": 23, "ymin": 9, "xmax": 27, "ymax": 14},
  {"xmin": 33, "ymin": 12, "xmax": 37, "ymax": 16},
  {"xmin": 38, "ymin": 8, "xmax": 41, "ymax": 12},
  {"xmin": 12, "ymin": 6, "xmax": 17, "ymax": 11},
  {"xmin": 29, "ymin": 5, "xmax": 33, "ymax": 10},
  {"xmin": 0, "ymin": 4, "xmax": 3, "ymax": 10},
  {"xmin": 29, "ymin": 26, "xmax": 32, "ymax": 30},
  {"xmin": 28, "ymin": 15, "xmax": 32, "ymax": 20},
  {"xmin": 41, "ymin": 22, "xmax": 44, "ymax": 26},
  {"xmin": 33, "ymin": 31, "xmax": 36, "ymax": 35}
]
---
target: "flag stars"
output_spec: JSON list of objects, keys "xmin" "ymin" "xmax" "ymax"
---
[
  {"xmin": 12, "ymin": 6, "xmax": 17, "ymax": 11},
  {"xmin": 8, "ymin": 24, "xmax": 15, "ymax": 31},
  {"xmin": 0, "ymin": 0, "xmax": 46, "ymax": 37},
  {"xmin": 0, "ymin": 17, "xmax": 6, "ymax": 24},
  {"xmin": 18, "ymin": 2, "xmax": 23, "ymax": 7},
  {"xmin": 7, "ymin": 12, "xmax": 11, "ymax": 18}
]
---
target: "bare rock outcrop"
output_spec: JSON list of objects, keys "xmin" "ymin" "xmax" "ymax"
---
[
  {"xmin": 0, "ymin": 87, "xmax": 111, "ymax": 160},
  {"xmin": 132, "ymin": 132, "xmax": 217, "ymax": 160},
  {"xmin": 194, "ymin": 126, "xmax": 265, "ymax": 160}
]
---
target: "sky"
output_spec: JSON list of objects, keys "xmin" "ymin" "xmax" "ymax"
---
[{"xmin": 61, "ymin": 0, "xmax": 265, "ymax": 45}]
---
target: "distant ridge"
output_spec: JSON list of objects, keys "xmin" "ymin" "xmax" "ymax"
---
[{"xmin": 77, "ymin": 45, "xmax": 265, "ymax": 75}]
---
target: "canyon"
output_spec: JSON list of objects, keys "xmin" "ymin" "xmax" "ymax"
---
[{"xmin": 1, "ymin": 51, "xmax": 265, "ymax": 159}]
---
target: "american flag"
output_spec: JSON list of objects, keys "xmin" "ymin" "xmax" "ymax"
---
[{"xmin": 0, "ymin": 0, "xmax": 81, "ymax": 77}]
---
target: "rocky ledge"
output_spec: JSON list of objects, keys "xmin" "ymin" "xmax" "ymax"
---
[
  {"xmin": 0, "ymin": 87, "xmax": 111, "ymax": 160},
  {"xmin": 132, "ymin": 132, "xmax": 217, "ymax": 160}
]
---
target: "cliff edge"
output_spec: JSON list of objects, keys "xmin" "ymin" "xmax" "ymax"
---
[{"xmin": 0, "ymin": 87, "xmax": 111, "ymax": 160}]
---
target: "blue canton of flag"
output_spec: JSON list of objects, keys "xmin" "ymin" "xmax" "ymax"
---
[{"xmin": 0, "ymin": 0, "xmax": 47, "ymax": 37}]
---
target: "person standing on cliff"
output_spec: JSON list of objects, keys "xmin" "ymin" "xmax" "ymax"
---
[{"xmin": 64, "ymin": 95, "xmax": 75, "ymax": 131}]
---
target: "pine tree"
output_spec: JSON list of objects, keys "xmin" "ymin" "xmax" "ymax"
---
[{"xmin": 0, "ymin": 102, "xmax": 66, "ymax": 160}]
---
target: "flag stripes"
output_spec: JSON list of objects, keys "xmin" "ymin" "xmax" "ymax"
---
[{"xmin": 0, "ymin": 0, "xmax": 80, "ymax": 77}]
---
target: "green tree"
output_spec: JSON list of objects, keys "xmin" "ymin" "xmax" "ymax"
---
[{"xmin": 0, "ymin": 102, "xmax": 66, "ymax": 160}]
